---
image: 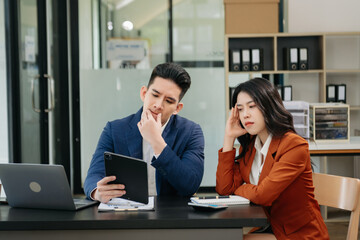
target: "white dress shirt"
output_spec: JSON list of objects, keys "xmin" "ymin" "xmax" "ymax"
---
[
  {"xmin": 142, "ymin": 118, "xmax": 169, "ymax": 196},
  {"xmin": 249, "ymin": 134, "xmax": 273, "ymax": 185}
]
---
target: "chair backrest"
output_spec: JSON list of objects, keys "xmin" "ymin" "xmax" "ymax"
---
[{"xmin": 312, "ymin": 172, "xmax": 360, "ymax": 240}]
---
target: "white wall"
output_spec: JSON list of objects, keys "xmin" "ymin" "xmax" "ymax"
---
[
  {"xmin": 288, "ymin": 0, "xmax": 360, "ymax": 32},
  {"xmin": 288, "ymin": 0, "xmax": 360, "ymax": 177},
  {"xmin": 0, "ymin": 0, "xmax": 9, "ymax": 164}
]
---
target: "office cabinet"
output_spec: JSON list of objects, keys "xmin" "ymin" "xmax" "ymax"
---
[
  {"xmin": 225, "ymin": 32, "xmax": 360, "ymax": 136},
  {"xmin": 283, "ymin": 101, "xmax": 310, "ymax": 139},
  {"xmin": 309, "ymin": 103, "xmax": 350, "ymax": 142}
]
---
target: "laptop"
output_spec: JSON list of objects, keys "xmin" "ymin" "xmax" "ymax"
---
[{"xmin": 0, "ymin": 163, "xmax": 98, "ymax": 211}]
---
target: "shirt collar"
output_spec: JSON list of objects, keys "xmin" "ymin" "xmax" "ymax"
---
[
  {"xmin": 254, "ymin": 134, "xmax": 273, "ymax": 156},
  {"xmin": 161, "ymin": 116, "xmax": 170, "ymax": 133}
]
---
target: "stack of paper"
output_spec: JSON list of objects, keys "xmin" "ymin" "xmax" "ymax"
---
[
  {"xmin": 190, "ymin": 195, "xmax": 249, "ymax": 205},
  {"xmin": 98, "ymin": 196, "xmax": 154, "ymax": 211}
]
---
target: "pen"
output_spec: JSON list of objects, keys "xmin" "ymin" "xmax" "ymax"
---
[{"xmin": 198, "ymin": 196, "xmax": 230, "ymax": 200}]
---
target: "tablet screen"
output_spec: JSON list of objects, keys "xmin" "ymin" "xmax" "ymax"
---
[{"xmin": 104, "ymin": 152, "xmax": 149, "ymax": 204}]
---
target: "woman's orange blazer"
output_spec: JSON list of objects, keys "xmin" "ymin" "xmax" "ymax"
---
[{"xmin": 216, "ymin": 132, "xmax": 329, "ymax": 240}]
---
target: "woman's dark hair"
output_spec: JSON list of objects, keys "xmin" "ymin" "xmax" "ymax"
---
[
  {"xmin": 232, "ymin": 78, "xmax": 295, "ymax": 159},
  {"xmin": 148, "ymin": 62, "xmax": 191, "ymax": 100}
]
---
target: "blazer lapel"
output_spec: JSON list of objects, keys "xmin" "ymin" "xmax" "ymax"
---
[
  {"xmin": 258, "ymin": 136, "xmax": 281, "ymax": 183},
  {"xmin": 126, "ymin": 109, "xmax": 143, "ymax": 159}
]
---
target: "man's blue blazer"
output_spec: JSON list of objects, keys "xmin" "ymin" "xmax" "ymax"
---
[{"xmin": 84, "ymin": 108, "xmax": 205, "ymax": 199}]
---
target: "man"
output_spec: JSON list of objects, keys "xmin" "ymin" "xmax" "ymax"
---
[{"xmin": 84, "ymin": 62, "xmax": 205, "ymax": 203}]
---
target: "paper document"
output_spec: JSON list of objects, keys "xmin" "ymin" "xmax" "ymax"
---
[
  {"xmin": 98, "ymin": 196, "xmax": 154, "ymax": 211},
  {"xmin": 191, "ymin": 195, "xmax": 249, "ymax": 205}
]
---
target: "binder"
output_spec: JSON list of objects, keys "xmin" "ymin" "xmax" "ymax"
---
[
  {"xmin": 251, "ymin": 48, "xmax": 263, "ymax": 71},
  {"xmin": 284, "ymin": 47, "xmax": 298, "ymax": 70},
  {"xmin": 290, "ymin": 48, "xmax": 298, "ymax": 70},
  {"xmin": 229, "ymin": 87, "xmax": 236, "ymax": 109},
  {"xmin": 241, "ymin": 49, "xmax": 250, "ymax": 71},
  {"xmin": 229, "ymin": 49, "xmax": 240, "ymax": 71},
  {"xmin": 283, "ymin": 85, "xmax": 292, "ymax": 101},
  {"xmin": 326, "ymin": 84, "xmax": 336, "ymax": 102},
  {"xmin": 336, "ymin": 84, "xmax": 346, "ymax": 103},
  {"xmin": 299, "ymin": 48, "xmax": 308, "ymax": 70}
]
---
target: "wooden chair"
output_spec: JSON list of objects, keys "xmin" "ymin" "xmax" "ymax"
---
[
  {"xmin": 243, "ymin": 226, "xmax": 276, "ymax": 239},
  {"xmin": 313, "ymin": 172, "xmax": 360, "ymax": 240},
  {"xmin": 243, "ymin": 233, "xmax": 276, "ymax": 240}
]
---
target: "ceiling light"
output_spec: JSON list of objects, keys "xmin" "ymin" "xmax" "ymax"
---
[{"xmin": 122, "ymin": 20, "xmax": 133, "ymax": 31}]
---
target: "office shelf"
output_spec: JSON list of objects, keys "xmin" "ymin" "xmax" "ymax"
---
[{"xmin": 225, "ymin": 32, "xmax": 360, "ymax": 135}]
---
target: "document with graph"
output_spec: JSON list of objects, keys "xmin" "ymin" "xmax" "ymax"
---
[{"xmin": 98, "ymin": 196, "xmax": 154, "ymax": 211}]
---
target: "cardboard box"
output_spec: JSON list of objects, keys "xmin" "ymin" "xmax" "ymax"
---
[{"xmin": 224, "ymin": 0, "xmax": 279, "ymax": 34}]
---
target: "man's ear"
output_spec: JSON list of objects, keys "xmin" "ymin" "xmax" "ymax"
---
[
  {"xmin": 140, "ymin": 86, "xmax": 148, "ymax": 102},
  {"xmin": 173, "ymin": 102, "xmax": 184, "ymax": 115}
]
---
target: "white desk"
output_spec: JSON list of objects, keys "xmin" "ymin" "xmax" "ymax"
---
[
  {"xmin": 308, "ymin": 136, "xmax": 360, "ymax": 155},
  {"xmin": 308, "ymin": 136, "xmax": 360, "ymax": 175}
]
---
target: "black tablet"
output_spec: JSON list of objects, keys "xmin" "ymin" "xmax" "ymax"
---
[
  {"xmin": 104, "ymin": 152, "xmax": 148, "ymax": 204},
  {"xmin": 188, "ymin": 202, "xmax": 228, "ymax": 211}
]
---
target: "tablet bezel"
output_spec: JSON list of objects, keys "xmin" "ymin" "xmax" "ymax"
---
[{"xmin": 104, "ymin": 152, "xmax": 149, "ymax": 204}]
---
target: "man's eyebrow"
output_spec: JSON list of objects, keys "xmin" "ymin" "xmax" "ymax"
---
[
  {"xmin": 151, "ymin": 89, "xmax": 177, "ymax": 102},
  {"xmin": 166, "ymin": 97, "xmax": 176, "ymax": 102},
  {"xmin": 152, "ymin": 89, "xmax": 160, "ymax": 94}
]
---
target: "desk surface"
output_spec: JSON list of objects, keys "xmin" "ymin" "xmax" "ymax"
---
[
  {"xmin": 0, "ymin": 196, "xmax": 268, "ymax": 231},
  {"xmin": 308, "ymin": 136, "xmax": 360, "ymax": 155}
]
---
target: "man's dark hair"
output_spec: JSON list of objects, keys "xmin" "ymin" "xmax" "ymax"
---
[{"xmin": 148, "ymin": 62, "xmax": 191, "ymax": 100}]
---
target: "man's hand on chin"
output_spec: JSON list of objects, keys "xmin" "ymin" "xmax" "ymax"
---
[{"xmin": 137, "ymin": 110, "xmax": 166, "ymax": 155}]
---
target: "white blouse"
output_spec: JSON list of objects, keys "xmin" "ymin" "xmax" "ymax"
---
[{"xmin": 249, "ymin": 134, "xmax": 273, "ymax": 185}]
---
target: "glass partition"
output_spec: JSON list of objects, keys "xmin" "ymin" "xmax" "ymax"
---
[
  {"xmin": 97, "ymin": 0, "xmax": 169, "ymax": 69},
  {"xmin": 173, "ymin": 0, "xmax": 224, "ymax": 63},
  {"xmin": 172, "ymin": 0, "xmax": 225, "ymax": 186},
  {"xmin": 80, "ymin": 68, "xmax": 225, "ymax": 186},
  {"xmin": 80, "ymin": 69, "xmax": 149, "ymax": 181},
  {"xmin": 79, "ymin": 0, "xmax": 226, "ymax": 187},
  {"xmin": 179, "ymin": 68, "xmax": 225, "ymax": 186}
]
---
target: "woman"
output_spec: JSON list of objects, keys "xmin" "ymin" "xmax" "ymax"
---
[{"xmin": 216, "ymin": 78, "xmax": 329, "ymax": 239}]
